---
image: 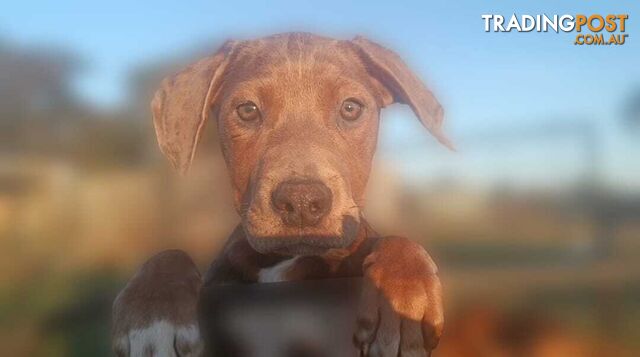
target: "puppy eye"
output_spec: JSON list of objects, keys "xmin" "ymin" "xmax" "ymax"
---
[
  {"xmin": 236, "ymin": 101, "xmax": 260, "ymax": 121},
  {"xmin": 340, "ymin": 98, "xmax": 364, "ymax": 121}
]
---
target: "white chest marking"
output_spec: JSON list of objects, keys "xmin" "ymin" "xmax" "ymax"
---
[{"xmin": 258, "ymin": 257, "xmax": 300, "ymax": 283}]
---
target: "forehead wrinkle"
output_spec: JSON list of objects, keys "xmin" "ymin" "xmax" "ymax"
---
[
  {"xmin": 276, "ymin": 41, "xmax": 293, "ymax": 76},
  {"xmin": 223, "ymin": 36, "xmax": 381, "ymax": 110},
  {"xmin": 225, "ymin": 59, "xmax": 374, "ymax": 114},
  {"xmin": 297, "ymin": 35, "xmax": 304, "ymax": 79},
  {"xmin": 229, "ymin": 35, "xmax": 361, "ymax": 82}
]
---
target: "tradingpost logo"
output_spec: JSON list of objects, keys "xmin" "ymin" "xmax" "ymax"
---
[{"xmin": 482, "ymin": 14, "xmax": 629, "ymax": 46}]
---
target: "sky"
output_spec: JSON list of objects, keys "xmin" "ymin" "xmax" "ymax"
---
[{"xmin": 1, "ymin": 0, "xmax": 639, "ymax": 189}]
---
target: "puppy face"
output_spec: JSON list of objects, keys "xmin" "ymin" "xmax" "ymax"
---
[
  {"xmin": 151, "ymin": 33, "xmax": 451, "ymax": 255},
  {"xmin": 214, "ymin": 36, "xmax": 388, "ymax": 254}
]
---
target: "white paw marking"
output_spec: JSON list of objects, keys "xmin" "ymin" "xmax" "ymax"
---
[{"xmin": 115, "ymin": 320, "xmax": 202, "ymax": 357}]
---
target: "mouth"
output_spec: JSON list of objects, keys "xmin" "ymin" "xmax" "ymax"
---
[{"xmin": 242, "ymin": 215, "xmax": 360, "ymax": 255}]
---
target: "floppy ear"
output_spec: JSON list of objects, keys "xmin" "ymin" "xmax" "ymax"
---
[
  {"xmin": 350, "ymin": 36, "xmax": 454, "ymax": 150},
  {"xmin": 151, "ymin": 40, "xmax": 238, "ymax": 173}
]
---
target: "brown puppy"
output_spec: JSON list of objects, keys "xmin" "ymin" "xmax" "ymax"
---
[{"xmin": 112, "ymin": 32, "xmax": 451, "ymax": 356}]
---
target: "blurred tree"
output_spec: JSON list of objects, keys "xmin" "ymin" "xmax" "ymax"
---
[
  {"xmin": 0, "ymin": 41, "xmax": 82, "ymax": 119},
  {"xmin": 624, "ymin": 86, "xmax": 640, "ymax": 130},
  {"xmin": 0, "ymin": 40, "xmax": 152, "ymax": 168},
  {"xmin": 0, "ymin": 40, "xmax": 85, "ymax": 157}
]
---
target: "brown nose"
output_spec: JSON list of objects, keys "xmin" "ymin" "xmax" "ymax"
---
[{"xmin": 271, "ymin": 180, "xmax": 332, "ymax": 227}]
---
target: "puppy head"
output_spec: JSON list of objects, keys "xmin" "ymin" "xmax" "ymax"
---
[{"xmin": 151, "ymin": 33, "xmax": 452, "ymax": 255}]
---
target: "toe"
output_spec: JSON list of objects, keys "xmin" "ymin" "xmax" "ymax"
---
[
  {"xmin": 400, "ymin": 319, "xmax": 427, "ymax": 357},
  {"xmin": 354, "ymin": 278, "xmax": 381, "ymax": 350},
  {"xmin": 175, "ymin": 324, "xmax": 203, "ymax": 356},
  {"xmin": 368, "ymin": 300, "xmax": 400, "ymax": 356}
]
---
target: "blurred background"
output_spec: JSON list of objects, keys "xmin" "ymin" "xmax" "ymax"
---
[{"xmin": 0, "ymin": 0, "xmax": 638, "ymax": 356}]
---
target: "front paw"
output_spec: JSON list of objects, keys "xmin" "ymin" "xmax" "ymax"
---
[
  {"xmin": 354, "ymin": 237, "xmax": 443, "ymax": 357},
  {"xmin": 112, "ymin": 250, "xmax": 204, "ymax": 357}
]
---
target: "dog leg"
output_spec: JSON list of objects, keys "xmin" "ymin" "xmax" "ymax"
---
[
  {"xmin": 354, "ymin": 237, "xmax": 443, "ymax": 357},
  {"xmin": 112, "ymin": 250, "xmax": 203, "ymax": 357}
]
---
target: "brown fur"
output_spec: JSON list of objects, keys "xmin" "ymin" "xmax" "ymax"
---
[{"xmin": 113, "ymin": 32, "xmax": 451, "ymax": 356}]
